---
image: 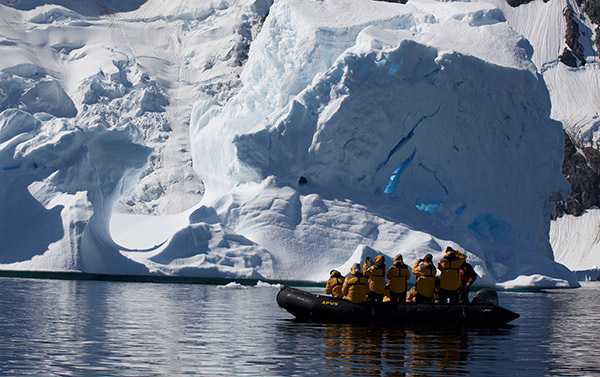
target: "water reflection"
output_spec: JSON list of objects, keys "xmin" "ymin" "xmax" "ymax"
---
[
  {"xmin": 544, "ymin": 283, "xmax": 600, "ymax": 376},
  {"xmin": 319, "ymin": 324, "xmax": 473, "ymax": 376},
  {"xmin": 274, "ymin": 307, "xmax": 521, "ymax": 376},
  {"xmin": 322, "ymin": 325, "xmax": 405, "ymax": 375},
  {"xmin": 1, "ymin": 279, "xmax": 599, "ymax": 376}
]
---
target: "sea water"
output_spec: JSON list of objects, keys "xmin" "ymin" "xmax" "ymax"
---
[{"xmin": 0, "ymin": 278, "xmax": 598, "ymax": 376}]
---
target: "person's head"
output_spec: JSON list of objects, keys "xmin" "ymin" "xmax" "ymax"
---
[
  {"xmin": 330, "ymin": 269, "xmax": 341, "ymax": 277},
  {"xmin": 374, "ymin": 255, "xmax": 385, "ymax": 265},
  {"xmin": 351, "ymin": 263, "xmax": 361, "ymax": 275},
  {"xmin": 394, "ymin": 254, "xmax": 403, "ymax": 264},
  {"xmin": 445, "ymin": 246, "xmax": 455, "ymax": 255},
  {"xmin": 423, "ymin": 254, "xmax": 433, "ymax": 262}
]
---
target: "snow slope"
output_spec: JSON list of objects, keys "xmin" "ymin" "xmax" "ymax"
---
[
  {"xmin": 0, "ymin": 0, "xmax": 585, "ymax": 287},
  {"xmin": 497, "ymin": 0, "xmax": 600, "ymax": 149},
  {"xmin": 551, "ymin": 207, "xmax": 600, "ymax": 271},
  {"xmin": 495, "ymin": 0, "xmax": 600, "ymax": 272}
]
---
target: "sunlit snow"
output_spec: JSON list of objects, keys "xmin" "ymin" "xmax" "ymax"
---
[{"xmin": 1, "ymin": 0, "xmax": 598, "ymax": 288}]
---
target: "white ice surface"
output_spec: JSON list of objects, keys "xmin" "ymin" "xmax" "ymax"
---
[
  {"xmin": 551, "ymin": 208, "xmax": 600, "ymax": 271},
  {"xmin": 1, "ymin": 0, "xmax": 597, "ymax": 287},
  {"xmin": 185, "ymin": 0, "xmax": 576, "ymax": 287},
  {"xmin": 496, "ymin": 0, "xmax": 600, "ymax": 147}
]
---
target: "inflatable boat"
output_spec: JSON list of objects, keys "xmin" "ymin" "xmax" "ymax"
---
[{"xmin": 276, "ymin": 286, "xmax": 519, "ymax": 325}]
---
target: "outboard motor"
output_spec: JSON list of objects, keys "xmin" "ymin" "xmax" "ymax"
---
[{"xmin": 471, "ymin": 289, "xmax": 499, "ymax": 305}]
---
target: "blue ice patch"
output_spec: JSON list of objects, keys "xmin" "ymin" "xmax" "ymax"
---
[
  {"xmin": 467, "ymin": 213, "xmax": 513, "ymax": 241},
  {"xmin": 415, "ymin": 198, "xmax": 442, "ymax": 214},
  {"xmin": 384, "ymin": 149, "xmax": 416, "ymax": 195}
]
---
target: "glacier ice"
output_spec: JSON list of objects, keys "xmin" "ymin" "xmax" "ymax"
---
[
  {"xmin": 183, "ymin": 0, "xmax": 576, "ymax": 286},
  {"xmin": 0, "ymin": 0, "xmax": 586, "ymax": 287}
]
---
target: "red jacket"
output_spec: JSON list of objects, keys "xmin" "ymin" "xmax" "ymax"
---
[{"xmin": 459, "ymin": 262, "xmax": 477, "ymax": 287}]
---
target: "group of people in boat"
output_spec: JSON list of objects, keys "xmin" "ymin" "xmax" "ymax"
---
[{"xmin": 325, "ymin": 246, "xmax": 477, "ymax": 304}]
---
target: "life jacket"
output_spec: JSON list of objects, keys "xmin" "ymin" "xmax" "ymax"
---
[
  {"xmin": 325, "ymin": 276, "xmax": 345, "ymax": 299},
  {"xmin": 412, "ymin": 261, "xmax": 437, "ymax": 298},
  {"xmin": 387, "ymin": 262, "xmax": 410, "ymax": 293},
  {"xmin": 342, "ymin": 273, "xmax": 370, "ymax": 303},
  {"xmin": 438, "ymin": 251, "xmax": 466, "ymax": 291},
  {"xmin": 364, "ymin": 263, "xmax": 386, "ymax": 295}
]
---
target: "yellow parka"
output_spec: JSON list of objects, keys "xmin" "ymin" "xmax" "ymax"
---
[
  {"xmin": 325, "ymin": 276, "xmax": 345, "ymax": 299},
  {"xmin": 387, "ymin": 261, "xmax": 410, "ymax": 293},
  {"xmin": 406, "ymin": 288, "xmax": 418, "ymax": 303},
  {"xmin": 437, "ymin": 250, "xmax": 466, "ymax": 291},
  {"xmin": 342, "ymin": 273, "xmax": 370, "ymax": 303},
  {"xmin": 412, "ymin": 260, "xmax": 437, "ymax": 298},
  {"xmin": 363, "ymin": 257, "xmax": 386, "ymax": 295}
]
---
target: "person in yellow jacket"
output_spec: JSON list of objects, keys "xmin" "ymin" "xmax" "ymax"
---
[
  {"xmin": 437, "ymin": 246, "xmax": 466, "ymax": 304},
  {"xmin": 342, "ymin": 263, "xmax": 370, "ymax": 303},
  {"xmin": 382, "ymin": 282, "xmax": 392, "ymax": 302},
  {"xmin": 387, "ymin": 253, "xmax": 411, "ymax": 303},
  {"xmin": 407, "ymin": 254, "xmax": 437, "ymax": 303},
  {"xmin": 363, "ymin": 255, "xmax": 386, "ymax": 302},
  {"xmin": 325, "ymin": 270, "xmax": 345, "ymax": 299}
]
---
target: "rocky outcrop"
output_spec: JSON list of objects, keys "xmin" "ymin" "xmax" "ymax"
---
[
  {"xmin": 556, "ymin": 132, "xmax": 600, "ymax": 217},
  {"xmin": 583, "ymin": 0, "xmax": 600, "ymax": 52},
  {"xmin": 559, "ymin": 5, "xmax": 586, "ymax": 67},
  {"xmin": 505, "ymin": 0, "xmax": 536, "ymax": 7}
]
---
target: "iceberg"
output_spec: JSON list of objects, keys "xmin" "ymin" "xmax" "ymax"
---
[
  {"xmin": 0, "ymin": 0, "xmax": 582, "ymax": 287},
  {"xmin": 184, "ymin": 0, "xmax": 575, "ymax": 286}
]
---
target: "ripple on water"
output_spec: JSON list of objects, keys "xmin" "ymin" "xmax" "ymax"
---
[{"xmin": 1, "ymin": 278, "xmax": 599, "ymax": 376}]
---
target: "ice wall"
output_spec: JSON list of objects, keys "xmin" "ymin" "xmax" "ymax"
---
[
  {"xmin": 188, "ymin": 0, "xmax": 576, "ymax": 286},
  {"xmin": 0, "ymin": 113, "xmax": 151, "ymax": 274},
  {"xmin": 0, "ymin": 0, "xmax": 580, "ymax": 286},
  {"xmin": 0, "ymin": 0, "xmax": 274, "ymax": 277}
]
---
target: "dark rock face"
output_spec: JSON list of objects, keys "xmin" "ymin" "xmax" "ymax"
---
[
  {"xmin": 552, "ymin": 0, "xmax": 600, "ymax": 217},
  {"xmin": 583, "ymin": 0, "xmax": 600, "ymax": 52},
  {"xmin": 583, "ymin": 0, "xmax": 600, "ymax": 23},
  {"xmin": 560, "ymin": 6, "xmax": 586, "ymax": 67},
  {"xmin": 505, "ymin": 0, "xmax": 536, "ymax": 6},
  {"xmin": 558, "ymin": 48, "xmax": 580, "ymax": 68},
  {"xmin": 556, "ymin": 132, "xmax": 600, "ymax": 217},
  {"xmin": 505, "ymin": 0, "xmax": 600, "ymax": 219},
  {"xmin": 506, "ymin": 0, "xmax": 533, "ymax": 8}
]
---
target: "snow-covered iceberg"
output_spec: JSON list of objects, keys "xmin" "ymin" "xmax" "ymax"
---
[
  {"xmin": 184, "ymin": 0, "xmax": 575, "ymax": 287},
  {"xmin": 0, "ymin": 0, "xmax": 580, "ymax": 287}
]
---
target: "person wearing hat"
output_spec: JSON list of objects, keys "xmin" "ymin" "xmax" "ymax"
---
[
  {"xmin": 363, "ymin": 255, "xmax": 386, "ymax": 302},
  {"xmin": 407, "ymin": 253, "xmax": 437, "ymax": 303},
  {"xmin": 342, "ymin": 263, "xmax": 370, "ymax": 303},
  {"xmin": 437, "ymin": 246, "xmax": 466, "ymax": 304},
  {"xmin": 387, "ymin": 253, "xmax": 411, "ymax": 303},
  {"xmin": 325, "ymin": 270, "xmax": 345, "ymax": 299}
]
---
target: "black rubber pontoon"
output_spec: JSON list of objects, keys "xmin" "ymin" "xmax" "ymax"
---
[{"xmin": 276, "ymin": 286, "xmax": 519, "ymax": 325}]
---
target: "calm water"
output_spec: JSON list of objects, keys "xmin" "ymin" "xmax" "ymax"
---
[{"xmin": 1, "ymin": 278, "xmax": 599, "ymax": 377}]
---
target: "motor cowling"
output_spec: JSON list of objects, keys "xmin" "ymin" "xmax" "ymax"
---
[{"xmin": 471, "ymin": 289, "xmax": 499, "ymax": 305}]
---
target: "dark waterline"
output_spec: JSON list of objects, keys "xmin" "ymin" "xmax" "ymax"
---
[
  {"xmin": 1, "ymin": 278, "xmax": 599, "ymax": 376},
  {"xmin": 0, "ymin": 269, "xmax": 323, "ymax": 287}
]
